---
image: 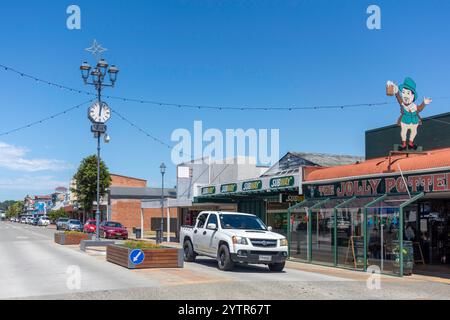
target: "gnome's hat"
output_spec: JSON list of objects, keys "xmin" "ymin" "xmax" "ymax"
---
[{"xmin": 399, "ymin": 77, "xmax": 418, "ymax": 102}]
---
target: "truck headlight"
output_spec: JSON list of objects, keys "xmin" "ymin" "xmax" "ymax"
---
[
  {"xmin": 279, "ymin": 238, "xmax": 288, "ymax": 247},
  {"xmin": 232, "ymin": 236, "xmax": 248, "ymax": 245}
]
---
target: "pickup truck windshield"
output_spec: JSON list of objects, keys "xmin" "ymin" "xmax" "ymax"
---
[{"xmin": 219, "ymin": 214, "xmax": 267, "ymax": 230}]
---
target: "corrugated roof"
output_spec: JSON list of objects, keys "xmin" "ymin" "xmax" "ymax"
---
[
  {"xmin": 305, "ymin": 147, "xmax": 450, "ymax": 182},
  {"xmin": 290, "ymin": 152, "xmax": 364, "ymax": 167}
]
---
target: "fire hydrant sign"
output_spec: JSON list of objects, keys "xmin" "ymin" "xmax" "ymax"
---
[{"xmin": 129, "ymin": 249, "xmax": 145, "ymax": 265}]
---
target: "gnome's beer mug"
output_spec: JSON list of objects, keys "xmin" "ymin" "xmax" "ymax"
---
[{"xmin": 386, "ymin": 81, "xmax": 396, "ymax": 96}]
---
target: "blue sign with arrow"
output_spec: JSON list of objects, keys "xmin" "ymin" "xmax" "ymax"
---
[{"xmin": 129, "ymin": 249, "xmax": 145, "ymax": 265}]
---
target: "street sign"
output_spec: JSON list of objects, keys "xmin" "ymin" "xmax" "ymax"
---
[{"xmin": 129, "ymin": 249, "xmax": 145, "ymax": 265}]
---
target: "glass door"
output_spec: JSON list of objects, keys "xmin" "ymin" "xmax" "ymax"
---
[
  {"xmin": 310, "ymin": 208, "xmax": 334, "ymax": 266},
  {"xmin": 289, "ymin": 209, "xmax": 309, "ymax": 261}
]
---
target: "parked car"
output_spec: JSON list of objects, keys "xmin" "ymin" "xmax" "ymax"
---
[
  {"xmin": 180, "ymin": 211, "xmax": 289, "ymax": 272},
  {"xmin": 31, "ymin": 217, "xmax": 40, "ymax": 226},
  {"xmin": 56, "ymin": 218, "xmax": 70, "ymax": 230},
  {"xmin": 26, "ymin": 217, "xmax": 34, "ymax": 224},
  {"xmin": 100, "ymin": 221, "xmax": 128, "ymax": 239},
  {"xmin": 20, "ymin": 217, "xmax": 27, "ymax": 224},
  {"xmin": 66, "ymin": 219, "xmax": 83, "ymax": 232},
  {"xmin": 83, "ymin": 219, "xmax": 97, "ymax": 233},
  {"xmin": 38, "ymin": 216, "xmax": 50, "ymax": 227}
]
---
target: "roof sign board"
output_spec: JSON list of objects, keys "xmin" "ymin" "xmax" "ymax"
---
[
  {"xmin": 242, "ymin": 180, "xmax": 263, "ymax": 192},
  {"xmin": 270, "ymin": 176, "xmax": 295, "ymax": 189},
  {"xmin": 221, "ymin": 183, "xmax": 238, "ymax": 194},
  {"xmin": 201, "ymin": 186, "xmax": 216, "ymax": 195}
]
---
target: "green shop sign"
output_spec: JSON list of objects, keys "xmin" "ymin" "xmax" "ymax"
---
[
  {"xmin": 270, "ymin": 176, "xmax": 295, "ymax": 189},
  {"xmin": 201, "ymin": 186, "xmax": 216, "ymax": 195},
  {"xmin": 242, "ymin": 180, "xmax": 263, "ymax": 192},
  {"xmin": 221, "ymin": 183, "xmax": 237, "ymax": 194}
]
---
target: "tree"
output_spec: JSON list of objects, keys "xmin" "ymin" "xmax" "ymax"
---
[
  {"xmin": 48, "ymin": 208, "xmax": 68, "ymax": 222},
  {"xmin": 0, "ymin": 200, "xmax": 15, "ymax": 212},
  {"xmin": 72, "ymin": 155, "xmax": 111, "ymax": 214},
  {"xmin": 6, "ymin": 201, "xmax": 23, "ymax": 218}
]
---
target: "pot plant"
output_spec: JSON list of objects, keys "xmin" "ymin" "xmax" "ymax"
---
[
  {"xmin": 392, "ymin": 240, "xmax": 414, "ymax": 275},
  {"xmin": 54, "ymin": 231, "xmax": 89, "ymax": 245},
  {"xmin": 106, "ymin": 240, "xmax": 184, "ymax": 269}
]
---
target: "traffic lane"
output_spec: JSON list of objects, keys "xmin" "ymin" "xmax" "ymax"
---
[
  {"xmin": 0, "ymin": 222, "xmax": 159, "ymax": 299},
  {"xmin": 1, "ymin": 221, "xmax": 56, "ymax": 241}
]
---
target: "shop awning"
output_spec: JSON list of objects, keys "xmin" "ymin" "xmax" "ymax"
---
[
  {"xmin": 288, "ymin": 198, "xmax": 328, "ymax": 213},
  {"xmin": 366, "ymin": 193, "xmax": 424, "ymax": 210}
]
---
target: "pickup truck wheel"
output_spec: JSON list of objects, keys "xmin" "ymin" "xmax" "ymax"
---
[
  {"xmin": 268, "ymin": 262, "xmax": 285, "ymax": 272},
  {"xmin": 217, "ymin": 245, "xmax": 234, "ymax": 271},
  {"xmin": 183, "ymin": 240, "xmax": 196, "ymax": 262}
]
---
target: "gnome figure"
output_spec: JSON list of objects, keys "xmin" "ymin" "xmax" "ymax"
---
[{"xmin": 386, "ymin": 77, "xmax": 432, "ymax": 151}]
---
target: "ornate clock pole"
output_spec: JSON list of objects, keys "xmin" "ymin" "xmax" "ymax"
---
[{"xmin": 80, "ymin": 40, "xmax": 119, "ymax": 241}]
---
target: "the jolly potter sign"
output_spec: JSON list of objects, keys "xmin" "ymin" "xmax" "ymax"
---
[{"xmin": 305, "ymin": 170, "xmax": 450, "ymax": 199}]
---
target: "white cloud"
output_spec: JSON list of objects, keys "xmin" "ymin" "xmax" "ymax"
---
[
  {"xmin": 0, "ymin": 142, "xmax": 71, "ymax": 172},
  {"xmin": 0, "ymin": 175, "xmax": 68, "ymax": 191}
]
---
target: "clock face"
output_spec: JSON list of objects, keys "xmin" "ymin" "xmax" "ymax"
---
[{"xmin": 88, "ymin": 102, "xmax": 111, "ymax": 124}]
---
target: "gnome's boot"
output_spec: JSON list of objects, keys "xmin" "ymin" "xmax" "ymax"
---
[
  {"xmin": 399, "ymin": 141, "xmax": 407, "ymax": 151},
  {"xmin": 409, "ymin": 141, "xmax": 417, "ymax": 150}
]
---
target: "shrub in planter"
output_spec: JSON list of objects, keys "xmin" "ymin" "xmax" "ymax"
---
[
  {"xmin": 54, "ymin": 231, "xmax": 89, "ymax": 245},
  {"xmin": 107, "ymin": 240, "xmax": 184, "ymax": 269}
]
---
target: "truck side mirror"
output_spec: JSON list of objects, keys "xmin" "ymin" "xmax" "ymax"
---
[
  {"xmin": 267, "ymin": 226, "xmax": 273, "ymax": 232},
  {"xmin": 207, "ymin": 223, "xmax": 217, "ymax": 230}
]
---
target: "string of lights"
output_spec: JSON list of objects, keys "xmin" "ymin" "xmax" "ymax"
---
[
  {"xmin": 0, "ymin": 100, "xmax": 94, "ymax": 137},
  {"xmin": 1, "ymin": 62, "xmax": 403, "ymax": 111},
  {"xmin": 110, "ymin": 108, "xmax": 176, "ymax": 151}
]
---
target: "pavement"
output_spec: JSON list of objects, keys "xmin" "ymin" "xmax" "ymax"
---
[{"xmin": 0, "ymin": 221, "xmax": 449, "ymax": 300}]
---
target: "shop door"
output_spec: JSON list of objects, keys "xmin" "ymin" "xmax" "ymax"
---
[
  {"xmin": 310, "ymin": 209, "xmax": 334, "ymax": 266},
  {"xmin": 366, "ymin": 208, "xmax": 400, "ymax": 275},
  {"xmin": 289, "ymin": 211, "xmax": 308, "ymax": 261}
]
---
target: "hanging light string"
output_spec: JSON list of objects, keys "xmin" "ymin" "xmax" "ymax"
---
[
  {"xmin": 0, "ymin": 100, "xmax": 94, "ymax": 137},
  {"xmin": 0, "ymin": 62, "xmax": 401, "ymax": 111}
]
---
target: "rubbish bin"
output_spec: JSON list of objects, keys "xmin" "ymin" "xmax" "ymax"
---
[{"xmin": 134, "ymin": 228, "xmax": 142, "ymax": 239}]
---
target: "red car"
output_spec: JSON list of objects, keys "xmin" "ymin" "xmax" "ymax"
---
[
  {"xmin": 83, "ymin": 219, "xmax": 97, "ymax": 233},
  {"xmin": 100, "ymin": 221, "xmax": 128, "ymax": 239}
]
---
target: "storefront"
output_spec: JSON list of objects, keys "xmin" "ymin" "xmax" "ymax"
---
[
  {"xmin": 194, "ymin": 174, "xmax": 304, "ymax": 237},
  {"xmin": 297, "ymin": 148, "xmax": 450, "ymax": 276}
]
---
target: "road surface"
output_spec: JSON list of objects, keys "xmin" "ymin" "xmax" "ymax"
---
[{"xmin": 0, "ymin": 221, "xmax": 448, "ymax": 300}]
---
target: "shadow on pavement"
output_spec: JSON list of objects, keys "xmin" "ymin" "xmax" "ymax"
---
[{"xmin": 191, "ymin": 257, "xmax": 287, "ymax": 274}]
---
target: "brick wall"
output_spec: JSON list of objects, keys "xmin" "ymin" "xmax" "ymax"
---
[
  {"xmin": 110, "ymin": 199, "xmax": 177, "ymax": 231},
  {"xmin": 111, "ymin": 174, "xmax": 147, "ymax": 188}
]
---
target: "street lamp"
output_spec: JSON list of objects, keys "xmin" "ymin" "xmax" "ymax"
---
[
  {"xmin": 158, "ymin": 163, "xmax": 166, "ymax": 244},
  {"xmin": 80, "ymin": 56, "xmax": 119, "ymax": 241}
]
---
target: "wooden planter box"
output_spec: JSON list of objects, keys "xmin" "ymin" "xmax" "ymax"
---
[
  {"xmin": 54, "ymin": 232, "xmax": 89, "ymax": 245},
  {"xmin": 106, "ymin": 244, "xmax": 184, "ymax": 269}
]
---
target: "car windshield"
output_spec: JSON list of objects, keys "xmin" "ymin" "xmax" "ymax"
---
[
  {"xmin": 69, "ymin": 220, "xmax": 81, "ymax": 225},
  {"xmin": 105, "ymin": 222, "xmax": 122, "ymax": 228},
  {"xmin": 88, "ymin": 221, "xmax": 96, "ymax": 225},
  {"xmin": 59, "ymin": 218, "xmax": 68, "ymax": 222},
  {"xmin": 219, "ymin": 214, "xmax": 267, "ymax": 230}
]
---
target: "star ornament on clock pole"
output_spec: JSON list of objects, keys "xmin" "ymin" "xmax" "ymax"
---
[
  {"xmin": 79, "ymin": 41, "xmax": 119, "ymax": 242},
  {"xmin": 85, "ymin": 39, "xmax": 108, "ymax": 58}
]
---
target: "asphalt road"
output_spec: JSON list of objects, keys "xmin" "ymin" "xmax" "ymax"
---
[{"xmin": 0, "ymin": 221, "xmax": 449, "ymax": 300}]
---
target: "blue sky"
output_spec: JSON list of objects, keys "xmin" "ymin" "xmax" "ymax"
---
[{"xmin": 0, "ymin": 0, "xmax": 449, "ymax": 200}]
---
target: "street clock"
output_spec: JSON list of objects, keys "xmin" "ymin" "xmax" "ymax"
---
[{"xmin": 88, "ymin": 101, "xmax": 111, "ymax": 124}]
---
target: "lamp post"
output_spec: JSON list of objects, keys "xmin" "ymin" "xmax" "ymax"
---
[
  {"xmin": 159, "ymin": 163, "xmax": 166, "ymax": 244},
  {"xmin": 80, "ymin": 58, "xmax": 119, "ymax": 241}
]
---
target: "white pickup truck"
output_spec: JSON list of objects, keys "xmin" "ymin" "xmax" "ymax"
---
[{"xmin": 180, "ymin": 211, "xmax": 288, "ymax": 272}]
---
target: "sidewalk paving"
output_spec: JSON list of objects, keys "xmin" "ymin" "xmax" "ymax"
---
[{"xmin": 95, "ymin": 235, "xmax": 450, "ymax": 286}]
